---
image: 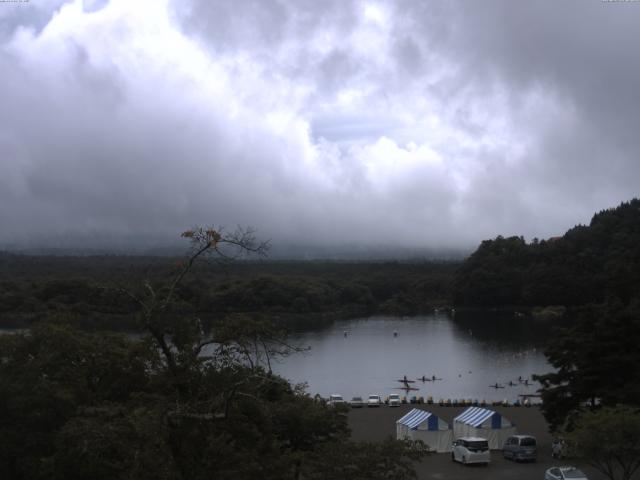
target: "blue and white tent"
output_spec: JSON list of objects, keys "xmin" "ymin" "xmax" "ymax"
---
[
  {"xmin": 396, "ymin": 409, "xmax": 453, "ymax": 452},
  {"xmin": 453, "ymin": 407, "xmax": 516, "ymax": 449}
]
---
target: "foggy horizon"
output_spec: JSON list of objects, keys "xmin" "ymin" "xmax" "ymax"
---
[
  {"xmin": 2, "ymin": 0, "xmax": 640, "ymax": 254},
  {"xmin": 0, "ymin": 205, "xmax": 616, "ymax": 259}
]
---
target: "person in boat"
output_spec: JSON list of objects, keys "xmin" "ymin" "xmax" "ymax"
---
[
  {"xmin": 518, "ymin": 375, "xmax": 523, "ymax": 382},
  {"xmin": 421, "ymin": 375, "xmax": 426, "ymax": 382},
  {"xmin": 432, "ymin": 374, "xmax": 436, "ymax": 381},
  {"xmin": 403, "ymin": 375, "xmax": 407, "ymax": 382}
]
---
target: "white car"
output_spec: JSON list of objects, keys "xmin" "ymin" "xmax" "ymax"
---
[
  {"xmin": 388, "ymin": 393, "xmax": 401, "ymax": 407},
  {"xmin": 328, "ymin": 394, "xmax": 346, "ymax": 406},
  {"xmin": 544, "ymin": 466, "xmax": 589, "ymax": 480},
  {"xmin": 367, "ymin": 394, "xmax": 382, "ymax": 407},
  {"xmin": 451, "ymin": 437, "xmax": 490, "ymax": 465}
]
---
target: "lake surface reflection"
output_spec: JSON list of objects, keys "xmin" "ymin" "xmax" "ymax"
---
[{"xmin": 274, "ymin": 312, "xmax": 556, "ymax": 402}]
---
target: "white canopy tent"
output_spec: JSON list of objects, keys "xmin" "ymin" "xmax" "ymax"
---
[
  {"xmin": 453, "ymin": 406, "xmax": 516, "ymax": 449},
  {"xmin": 396, "ymin": 409, "xmax": 453, "ymax": 453}
]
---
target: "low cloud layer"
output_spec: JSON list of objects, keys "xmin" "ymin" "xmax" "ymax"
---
[{"xmin": 1, "ymin": 0, "xmax": 639, "ymax": 253}]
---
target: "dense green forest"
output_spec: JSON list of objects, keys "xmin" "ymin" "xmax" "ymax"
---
[
  {"xmin": 451, "ymin": 199, "xmax": 640, "ymax": 436},
  {"xmin": 3, "ymin": 198, "xmax": 639, "ymax": 333},
  {"xmin": 0, "ymin": 229, "xmax": 428, "ymax": 479},
  {"xmin": 0, "ymin": 253, "xmax": 455, "ymax": 331},
  {"xmin": 453, "ymin": 198, "xmax": 640, "ymax": 308}
]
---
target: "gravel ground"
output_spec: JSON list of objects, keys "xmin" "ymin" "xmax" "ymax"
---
[{"xmin": 348, "ymin": 404, "xmax": 607, "ymax": 480}]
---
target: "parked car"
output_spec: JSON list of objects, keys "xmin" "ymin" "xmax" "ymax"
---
[
  {"xmin": 451, "ymin": 437, "xmax": 490, "ymax": 465},
  {"xmin": 328, "ymin": 394, "xmax": 346, "ymax": 406},
  {"xmin": 367, "ymin": 394, "xmax": 382, "ymax": 407},
  {"xmin": 502, "ymin": 435, "xmax": 537, "ymax": 462},
  {"xmin": 544, "ymin": 466, "xmax": 589, "ymax": 480},
  {"xmin": 388, "ymin": 394, "xmax": 401, "ymax": 407},
  {"xmin": 350, "ymin": 396, "xmax": 364, "ymax": 408}
]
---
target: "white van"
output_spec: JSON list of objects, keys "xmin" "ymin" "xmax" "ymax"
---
[
  {"xmin": 451, "ymin": 437, "xmax": 490, "ymax": 465},
  {"xmin": 388, "ymin": 393, "xmax": 401, "ymax": 407}
]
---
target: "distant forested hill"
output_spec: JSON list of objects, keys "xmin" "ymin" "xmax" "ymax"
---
[
  {"xmin": 453, "ymin": 198, "xmax": 640, "ymax": 307},
  {"xmin": 0, "ymin": 256, "xmax": 456, "ymax": 330}
]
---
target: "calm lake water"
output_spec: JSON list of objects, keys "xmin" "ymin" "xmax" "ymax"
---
[
  {"xmin": 273, "ymin": 312, "xmax": 557, "ymax": 403},
  {"xmin": 0, "ymin": 311, "xmax": 558, "ymax": 403}
]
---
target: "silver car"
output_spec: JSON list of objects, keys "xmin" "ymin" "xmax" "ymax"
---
[
  {"xmin": 544, "ymin": 466, "xmax": 589, "ymax": 480},
  {"xmin": 502, "ymin": 435, "xmax": 537, "ymax": 462}
]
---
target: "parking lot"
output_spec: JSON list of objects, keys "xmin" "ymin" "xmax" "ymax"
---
[{"xmin": 348, "ymin": 404, "xmax": 605, "ymax": 480}]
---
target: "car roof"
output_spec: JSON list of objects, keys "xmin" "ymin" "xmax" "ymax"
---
[
  {"xmin": 547, "ymin": 467, "xmax": 586, "ymax": 477},
  {"xmin": 512, "ymin": 434, "xmax": 535, "ymax": 439},
  {"xmin": 458, "ymin": 436, "xmax": 487, "ymax": 441}
]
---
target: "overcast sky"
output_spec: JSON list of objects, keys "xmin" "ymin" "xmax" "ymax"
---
[{"xmin": 1, "ymin": 0, "xmax": 639, "ymax": 253}]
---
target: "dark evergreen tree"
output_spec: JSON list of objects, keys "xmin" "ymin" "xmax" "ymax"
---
[
  {"xmin": 453, "ymin": 198, "xmax": 640, "ymax": 307},
  {"xmin": 534, "ymin": 300, "xmax": 640, "ymax": 430}
]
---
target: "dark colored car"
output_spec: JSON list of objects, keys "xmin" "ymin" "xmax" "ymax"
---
[{"xmin": 502, "ymin": 435, "xmax": 537, "ymax": 462}]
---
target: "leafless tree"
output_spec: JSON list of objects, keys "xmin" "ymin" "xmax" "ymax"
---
[{"xmin": 119, "ymin": 226, "xmax": 269, "ymax": 389}]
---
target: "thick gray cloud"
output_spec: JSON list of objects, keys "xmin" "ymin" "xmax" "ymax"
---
[{"xmin": 0, "ymin": 0, "xmax": 639, "ymax": 253}]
